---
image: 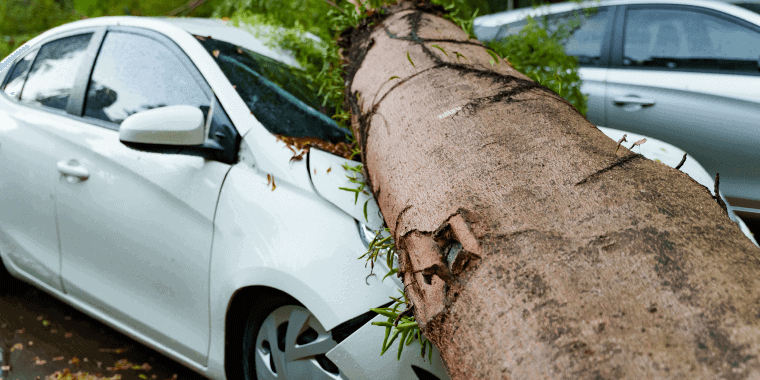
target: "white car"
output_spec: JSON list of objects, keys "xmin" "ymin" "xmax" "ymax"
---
[
  {"xmin": 0, "ymin": 15, "xmax": 754, "ymax": 380},
  {"xmin": 0, "ymin": 16, "xmax": 450, "ymax": 380}
]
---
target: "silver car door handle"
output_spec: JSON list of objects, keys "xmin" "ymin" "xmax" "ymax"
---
[
  {"xmin": 613, "ymin": 96, "xmax": 655, "ymax": 106},
  {"xmin": 57, "ymin": 159, "xmax": 90, "ymax": 180}
]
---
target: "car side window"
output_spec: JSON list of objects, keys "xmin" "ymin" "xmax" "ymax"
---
[
  {"xmin": 84, "ymin": 31, "xmax": 209, "ymax": 126},
  {"xmin": 487, "ymin": 19, "xmax": 528, "ymax": 40},
  {"xmin": 2, "ymin": 50, "xmax": 38, "ymax": 98},
  {"xmin": 19, "ymin": 33, "xmax": 93, "ymax": 111},
  {"xmin": 623, "ymin": 8, "xmax": 760, "ymax": 73},
  {"xmin": 552, "ymin": 8, "xmax": 612, "ymax": 65},
  {"xmin": 486, "ymin": 8, "xmax": 612, "ymax": 66}
]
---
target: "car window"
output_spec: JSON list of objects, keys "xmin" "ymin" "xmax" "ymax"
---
[
  {"xmin": 549, "ymin": 8, "xmax": 612, "ymax": 65},
  {"xmin": 2, "ymin": 50, "xmax": 37, "ymax": 98},
  {"xmin": 623, "ymin": 8, "xmax": 760, "ymax": 73},
  {"xmin": 84, "ymin": 31, "xmax": 209, "ymax": 126},
  {"xmin": 19, "ymin": 33, "xmax": 93, "ymax": 111},
  {"xmin": 486, "ymin": 19, "xmax": 528, "ymax": 40},
  {"xmin": 485, "ymin": 8, "xmax": 612, "ymax": 66},
  {"xmin": 196, "ymin": 37, "xmax": 351, "ymax": 144}
]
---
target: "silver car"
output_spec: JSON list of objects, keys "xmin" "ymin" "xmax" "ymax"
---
[{"xmin": 474, "ymin": 0, "xmax": 760, "ymax": 224}]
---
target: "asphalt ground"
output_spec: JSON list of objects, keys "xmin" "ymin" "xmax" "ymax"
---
[{"xmin": 0, "ymin": 276, "xmax": 207, "ymax": 380}]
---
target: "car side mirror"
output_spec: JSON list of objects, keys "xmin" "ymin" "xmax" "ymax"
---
[{"xmin": 119, "ymin": 105, "xmax": 205, "ymax": 146}]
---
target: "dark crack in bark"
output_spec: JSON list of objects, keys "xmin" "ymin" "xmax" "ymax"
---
[{"xmin": 575, "ymin": 153, "xmax": 644, "ymax": 186}]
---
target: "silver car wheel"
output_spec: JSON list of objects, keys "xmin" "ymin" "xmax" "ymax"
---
[{"xmin": 254, "ymin": 305, "xmax": 345, "ymax": 380}]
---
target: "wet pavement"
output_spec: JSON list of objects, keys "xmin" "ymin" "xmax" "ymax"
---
[{"xmin": 0, "ymin": 276, "xmax": 207, "ymax": 380}]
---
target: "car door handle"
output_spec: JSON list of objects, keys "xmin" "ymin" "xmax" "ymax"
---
[
  {"xmin": 613, "ymin": 96, "xmax": 655, "ymax": 106},
  {"xmin": 57, "ymin": 159, "xmax": 89, "ymax": 180}
]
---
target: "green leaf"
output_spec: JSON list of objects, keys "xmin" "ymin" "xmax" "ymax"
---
[
  {"xmin": 375, "ymin": 236, "xmax": 392, "ymax": 246},
  {"xmin": 388, "ymin": 75, "xmax": 400, "ymax": 81},
  {"xmin": 386, "ymin": 245, "xmax": 394, "ymax": 268},
  {"xmin": 367, "ymin": 230, "xmax": 381, "ymax": 250},
  {"xmin": 382, "ymin": 328, "xmax": 402, "ymax": 355},
  {"xmin": 396, "ymin": 321, "xmax": 418, "ymax": 329},
  {"xmin": 370, "ymin": 308, "xmax": 399, "ymax": 319},
  {"xmin": 382, "ymin": 325, "xmax": 391, "ymax": 354},
  {"xmin": 382, "ymin": 268, "xmax": 399, "ymax": 281},
  {"xmin": 454, "ymin": 51, "xmax": 467, "ymax": 62},
  {"xmin": 406, "ymin": 329, "xmax": 416, "ymax": 346},
  {"xmin": 430, "ymin": 44, "xmax": 448, "ymax": 57},
  {"xmin": 398, "ymin": 329, "xmax": 409, "ymax": 360},
  {"xmin": 363, "ymin": 199, "xmax": 369, "ymax": 222},
  {"xmin": 372, "ymin": 321, "xmax": 395, "ymax": 327},
  {"xmin": 486, "ymin": 49, "xmax": 500, "ymax": 66},
  {"xmin": 406, "ymin": 51, "xmax": 415, "ymax": 67}
]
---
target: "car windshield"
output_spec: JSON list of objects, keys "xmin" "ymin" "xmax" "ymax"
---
[
  {"xmin": 733, "ymin": 2, "xmax": 760, "ymax": 15},
  {"xmin": 196, "ymin": 36, "xmax": 351, "ymax": 144}
]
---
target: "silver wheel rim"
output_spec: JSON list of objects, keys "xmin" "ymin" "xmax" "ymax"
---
[{"xmin": 254, "ymin": 305, "xmax": 345, "ymax": 380}]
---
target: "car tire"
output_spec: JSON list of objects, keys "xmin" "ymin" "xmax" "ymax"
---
[{"xmin": 241, "ymin": 293, "xmax": 345, "ymax": 380}]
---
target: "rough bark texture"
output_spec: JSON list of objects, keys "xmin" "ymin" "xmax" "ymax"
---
[{"xmin": 342, "ymin": 3, "xmax": 760, "ymax": 379}]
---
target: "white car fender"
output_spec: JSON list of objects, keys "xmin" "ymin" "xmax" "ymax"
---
[{"xmin": 205, "ymin": 150, "xmax": 400, "ymax": 378}]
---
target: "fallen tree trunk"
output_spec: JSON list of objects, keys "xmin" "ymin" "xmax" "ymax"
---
[{"xmin": 341, "ymin": 2, "xmax": 760, "ymax": 379}]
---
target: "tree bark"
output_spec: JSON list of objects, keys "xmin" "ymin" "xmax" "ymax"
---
[{"xmin": 342, "ymin": 3, "xmax": 760, "ymax": 379}]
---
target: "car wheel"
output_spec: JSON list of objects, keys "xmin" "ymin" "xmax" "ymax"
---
[{"xmin": 242, "ymin": 295, "xmax": 345, "ymax": 380}]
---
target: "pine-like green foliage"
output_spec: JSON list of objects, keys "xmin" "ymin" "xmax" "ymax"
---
[{"xmin": 485, "ymin": 16, "xmax": 588, "ymax": 115}]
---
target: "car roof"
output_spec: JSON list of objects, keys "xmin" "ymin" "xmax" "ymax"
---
[
  {"xmin": 474, "ymin": 0, "xmax": 760, "ymax": 28},
  {"xmin": 19, "ymin": 16, "xmax": 300, "ymax": 67}
]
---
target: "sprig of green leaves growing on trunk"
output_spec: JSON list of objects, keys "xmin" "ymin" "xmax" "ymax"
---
[{"xmin": 371, "ymin": 289, "xmax": 434, "ymax": 361}]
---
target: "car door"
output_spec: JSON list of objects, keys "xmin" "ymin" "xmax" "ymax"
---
[
  {"xmin": 0, "ymin": 31, "xmax": 95, "ymax": 292},
  {"xmin": 605, "ymin": 5, "xmax": 760, "ymax": 209},
  {"xmin": 54, "ymin": 27, "xmax": 232, "ymax": 365}
]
